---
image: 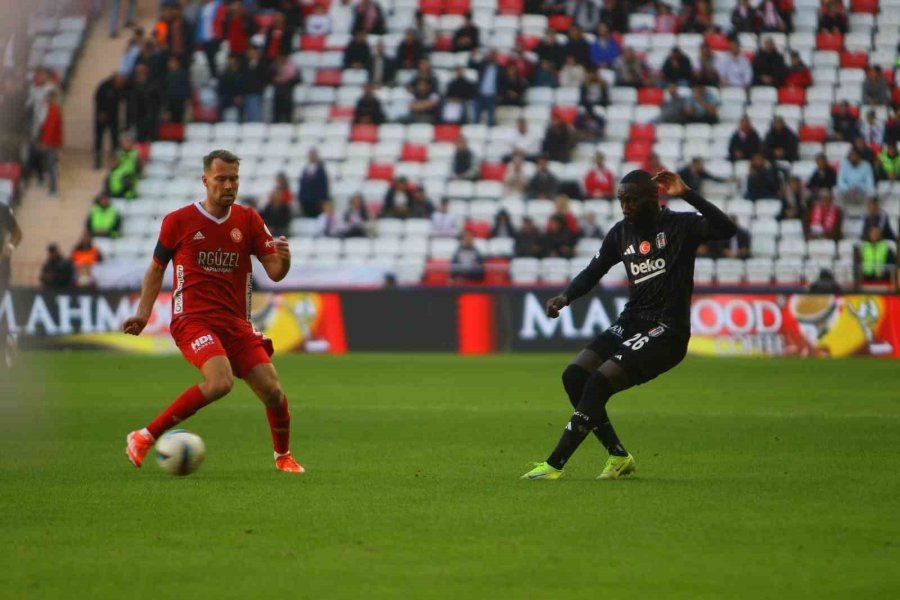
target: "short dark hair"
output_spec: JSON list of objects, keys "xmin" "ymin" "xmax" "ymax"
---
[
  {"xmin": 203, "ymin": 149, "xmax": 240, "ymax": 171},
  {"xmin": 620, "ymin": 170, "xmax": 653, "ymax": 185}
]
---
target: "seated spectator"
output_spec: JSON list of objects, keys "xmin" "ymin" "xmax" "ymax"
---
[
  {"xmin": 807, "ymin": 153, "xmax": 837, "ymax": 193},
  {"xmin": 305, "ymin": 5, "xmax": 331, "ymax": 36},
  {"xmin": 679, "ymin": 0, "xmax": 713, "ymax": 33},
  {"xmin": 541, "ymin": 115, "xmax": 575, "ymax": 163},
  {"xmin": 509, "ymin": 40, "xmax": 538, "ymax": 79},
  {"xmin": 71, "ymin": 231, "xmax": 103, "ymax": 275},
  {"xmin": 708, "ymin": 215, "xmax": 751, "ymax": 259},
  {"xmin": 451, "ymin": 231, "xmax": 485, "ymax": 282},
  {"xmin": 504, "ymin": 154, "xmax": 530, "ymax": 197},
  {"xmin": 695, "ymin": 42, "xmax": 720, "ymax": 86},
  {"xmin": 443, "ymin": 66, "xmax": 476, "ymax": 122},
  {"xmin": 818, "ymin": 0, "xmax": 848, "ymax": 34},
  {"xmin": 86, "ymin": 193, "xmax": 122, "ymax": 238},
  {"xmin": 105, "ymin": 134, "xmax": 142, "ymax": 199},
  {"xmin": 298, "ymin": 149, "xmax": 329, "ymax": 218},
  {"xmin": 677, "ymin": 157, "xmax": 726, "ymax": 193},
  {"xmin": 344, "ymin": 29, "xmax": 372, "ymax": 70},
  {"xmin": 352, "ymin": 0, "xmax": 386, "ymax": 34},
  {"xmin": 808, "ymin": 268, "xmax": 842, "ymax": 292},
  {"xmin": 655, "ymin": 3, "xmax": 678, "ymax": 33},
  {"xmin": 584, "ymin": 152, "xmax": 615, "ymax": 198},
  {"xmin": 729, "ymin": 116, "xmax": 762, "ymax": 161},
  {"xmin": 661, "ymin": 48, "xmax": 694, "ymax": 86},
  {"xmin": 851, "ymin": 135, "xmax": 877, "ymax": 166},
  {"xmin": 731, "ymin": 0, "xmax": 759, "ymax": 33},
  {"xmin": 343, "ymin": 194, "xmax": 371, "ymax": 238},
  {"xmin": 745, "ymin": 154, "xmax": 783, "ymax": 200},
  {"xmin": 684, "ymin": 85, "xmax": 719, "ymax": 124},
  {"xmin": 551, "ymin": 194, "xmax": 580, "ymax": 235},
  {"xmin": 580, "ymin": 68, "xmax": 609, "ymax": 110},
  {"xmin": 407, "ymin": 58, "xmax": 439, "ymax": 93},
  {"xmin": 545, "ymin": 215, "xmax": 576, "ymax": 258},
  {"xmin": 354, "ymin": 84, "xmax": 386, "ymax": 124},
  {"xmin": 217, "ymin": 54, "xmax": 246, "ymax": 118},
  {"xmin": 589, "ymin": 22, "xmax": 620, "ymax": 69},
  {"xmin": 414, "ymin": 10, "xmax": 437, "ymax": 49},
  {"xmin": 261, "ymin": 172, "xmax": 293, "ymax": 238},
  {"xmin": 862, "ymin": 67, "xmax": 891, "ymax": 106},
  {"xmin": 532, "ymin": 59, "xmax": 559, "ymax": 88},
  {"xmin": 806, "ymin": 189, "xmax": 843, "ymax": 240},
  {"xmin": 569, "ymin": 0, "xmax": 601, "ymax": 32},
  {"xmin": 783, "ymin": 176, "xmax": 812, "ymax": 219},
  {"xmin": 408, "ymin": 188, "xmax": 435, "ymax": 219},
  {"xmin": 884, "ymin": 106, "xmax": 900, "ymax": 147},
  {"xmin": 564, "ymin": 25, "xmax": 592, "ymax": 68},
  {"xmin": 752, "ymin": 38, "xmax": 786, "ymax": 87},
  {"xmin": 830, "ymin": 101, "xmax": 858, "ymax": 142},
  {"xmin": 877, "ymin": 143, "xmax": 900, "ymax": 182},
  {"xmin": 559, "ymin": 55, "xmax": 587, "ymax": 87},
  {"xmin": 716, "ymin": 38, "xmax": 752, "ymax": 88},
  {"xmin": 527, "ymin": 156, "xmax": 561, "ymax": 198},
  {"xmin": 599, "ymin": 0, "xmax": 628, "ymax": 34},
  {"xmin": 40, "ymin": 244, "xmax": 74, "ymax": 289},
  {"xmin": 315, "ymin": 201, "xmax": 345, "ymax": 237},
  {"xmin": 431, "ymin": 198, "xmax": 460, "ymax": 238},
  {"xmin": 860, "ymin": 226, "xmax": 896, "ymax": 282},
  {"xmin": 535, "ymin": 28, "xmax": 564, "ymax": 69},
  {"xmin": 859, "ymin": 109, "xmax": 884, "ymax": 146},
  {"xmin": 500, "ymin": 64, "xmax": 527, "ymax": 107},
  {"xmin": 270, "ymin": 53, "xmax": 300, "ymax": 123},
  {"xmin": 860, "ymin": 198, "xmax": 896, "ymax": 241},
  {"xmin": 452, "ymin": 12, "xmax": 480, "ymax": 53},
  {"xmin": 162, "ymin": 55, "xmax": 190, "ymax": 123},
  {"xmin": 508, "ymin": 119, "xmax": 542, "ymax": 161},
  {"xmin": 758, "ymin": 0, "xmax": 789, "ymax": 33},
  {"xmin": 763, "ymin": 117, "xmax": 799, "ymax": 162},
  {"xmin": 784, "ymin": 51, "xmax": 812, "ymax": 88},
  {"xmin": 515, "ymin": 216, "xmax": 546, "ymax": 257},
  {"xmin": 395, "ymin": 28, "xmax": 424, "ymax": 70},
  {"xmin": 644, "ymin": 152, "xmax": 667, "ymax": 175},
  {"xmin": 659, "ymin": 83, "xmax": 688, "ymax": 124},
  {"xmin": 367, "ymin": 41, "xmax": 396, "ymax": 86},
  {"xmin": 490, "ymin": 210, "xmax": 517, "ymax": 239},
  {"xmin": 581, "ymin": 212, "xmax": 603, "ymax": 239},
  {"xmin": 452, "ymin": 138, "xmax": 479, "ymax": 180},
  {"xmin": 408, "ymin": 79, "xmax": 440, "ymax": 124},
  {"xmin": 573, "ymin": 106, "xmax": 606, "ymax": 142},
  {"xmin": 381, "ymin": 177, "xmax": 412, "ymax": 218},
  {"xmin": 837, "ymin": 148, "xmax": 875, "ymax": 208},
  {"xmin": 613, "ymin": 47, "xmax": 651, "ymax": 87}
]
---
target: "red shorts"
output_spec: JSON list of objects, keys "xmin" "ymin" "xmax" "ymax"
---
[{"xmin": 171, "ymin": 315, "xmax": 274, "ymax": 379}]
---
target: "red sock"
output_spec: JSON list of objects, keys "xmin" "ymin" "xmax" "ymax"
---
[
  {"xmin": 146, "ymin": 385, "xmax": 209, "ymax": 439},
  {"xmin": 266, "ymin": 395, "xmax": 291, "ymax": 455}
]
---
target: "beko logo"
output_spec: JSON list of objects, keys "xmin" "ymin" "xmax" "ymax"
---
[{"xmin": 629, "ymin": 258, "xmax": 666, "ymax": 283}]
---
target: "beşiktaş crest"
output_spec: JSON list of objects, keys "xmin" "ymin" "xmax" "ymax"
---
[{"xmin": 656, "ymin": 232, "xmax": 667, "ymax": 249}]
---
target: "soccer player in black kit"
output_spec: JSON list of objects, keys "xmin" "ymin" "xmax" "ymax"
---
[{"xmin": 522, "ymin": 170, "xmax": 736, "ymax": 480}]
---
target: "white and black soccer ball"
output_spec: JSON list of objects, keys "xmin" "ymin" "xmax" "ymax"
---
[{"xmin": 155, "ymin": 430, "xmax": 206, "ymax": 476}]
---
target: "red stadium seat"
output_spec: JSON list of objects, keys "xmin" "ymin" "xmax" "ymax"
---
[
  {"xmin": 497, "ymin": 0, "xmax": 524, "ymax": 14},
  {"xmin": 832, "ymin": 103, "xmax": 860, "ymax": 119},
  {"xmin": 368, "ymin": 163, "xmax": 395, "ymax": 181},
  {"xmin": 465, "ymin": 220, "xmax": 492, "ymax": 239},
  {"xmin": 851, "ymin": 0, "xmax": 878, "ymax": 13},
  {"xmin": 894, "ymin": 87, "xmax": 900, "ymax": 105},
  {"xmin": 136, "ymin": 142, "xmax": 150, "ymax": 164},
  {"xmin": 315, "ymin": 69, "xmax": 342, "ymax": 86},
  {"xmin": 637, "ymin": 87, "xmax": 664, "ymax": 105},
  {"xmin": 434, "ymin": 35, "xmax": 453, "ymax": 52},
  {"xmin": 799, "ymin": 124, "xmax": 827, "ymax": 143},
  {"xmin": 516, "ymin": 34, "xmax": 541, "ymax": 50},
  {"xmin": 705, "ymin": 33, "xmax": 730, "ymax": 51},
  {"xmin": 351, "ymin": 124, "xmax": 378, "ymax": 142},
  {"xmin": 254, "ymin": 13, "xmax": 274, "ymax": 31},
  {"xmin": 840, "ymin": 52, "xmax": 867, "ymax": 69},
  {"xmin": 434, "ymin": 124, "xmax": 461, "ymax": 142},
  {"xmin": 401, "ymin": 143, "xmax": 428, "ymax": 162},
  {"xmin": 445, "ymin": 0, "xmax": 471, "ymax": 15},
  {"xmin": 548, "ymin": 15, "xmax": 572, "ymax": 32},
  {"xmin": 816, "ymin": 32, "xmax": 843, "ymax": 51},
  {"xmin": 483, "ymin": 258, "xmax": 511, "ymax": 285},
  {"xmin": 419, "ymin": 0, "xmax": 443, "ymax": 15},
  {"xmin": 552, "ymin": 105, "xmax": 578, "ymax": 124},
  {"xmin": 158, "ymin": 122, "xmax": 184, "ymax": 142},
  {"xmin": 329, "ymin": 106, "xmax": 354, "ymax": 121},
  {"xmin": 625, "ymin": 140, "xmax": 653, "ymax": 162},
  {"xmin": 778, "ymin": 87, "xmax": 805, "ymax": 105},
  {"xmin": 300, "ymin": 35, "xmax": 326, "ymax": 51},
  {"xmin": 423, "ymin": 260, "xmax": 451, "ymax": 285},
  {"xmin": 629, "ymin": 123, "xmax": 655, "ymax": 142},
  {"xmin": 480, "ymin": 162, "xmax": 507, "ymax": 181}
]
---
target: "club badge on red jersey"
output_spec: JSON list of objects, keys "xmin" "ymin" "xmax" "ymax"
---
[
  {"xmin": 656, "ymin": 232, "xmax": 667, "ymax": 249},
  {"xmin": 230, "ymin": 228, "xmax": 243, "ymax": 242},
  {"xmin": 639, "ymin": 241, "xmax": 651, "ymax": 254}
]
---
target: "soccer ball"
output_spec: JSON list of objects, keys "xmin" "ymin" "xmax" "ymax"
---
[{"xmin": 155, "ymin": 430, "xmax": 206, "ymax": 476}]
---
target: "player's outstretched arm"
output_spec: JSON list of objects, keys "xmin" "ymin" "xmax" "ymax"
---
[
  {"xmin": 546, "ymin": 230, "xmax": 620, "ymax": 318},
  {"xmin": 652, "ymin": 171, "xmax": 737, "ymax": 240},
  {"xmin": 122, "ymin": 261, "xmax": 165, "ymax": 336},
  {"xmin": 260, "ymin": 236, "xmax": 291, "ymax": 282}
]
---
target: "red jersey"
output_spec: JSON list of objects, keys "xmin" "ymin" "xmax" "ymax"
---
[
  {"xmin": 153, "ymin": 201, "xmax": 276, "ymax": 321},
  {"xmin": 584, "ymin": 167, "xmax": 615, "ymax": 198}
]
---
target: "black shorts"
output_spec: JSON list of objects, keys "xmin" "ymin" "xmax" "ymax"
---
[{"xmin": 585, "ymin": 316, "xmax": 689, "ymax": 386}]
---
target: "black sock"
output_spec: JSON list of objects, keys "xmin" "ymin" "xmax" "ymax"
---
[
  {"xmin": 562, "ymin": 364, "xmax": 607, "ymax": 449},
  {"xmin": 547, "ymin": 411, "xmax": 592, "ymax": 469},
  {"xmin": 583, "ymin": 373, "xmax": 629, "ymax": 457}
]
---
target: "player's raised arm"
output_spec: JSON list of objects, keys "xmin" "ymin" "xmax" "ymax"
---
[
  {"xmin": 652, "ymin": 171, "xmax": 737, "ymax": 240},
  {"xmin": 546, "ymin": 230, "xmax": 620, "ymax": 318}
]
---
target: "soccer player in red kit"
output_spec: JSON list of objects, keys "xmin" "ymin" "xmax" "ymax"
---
[{"xmin": 122, "ymin": 150, "xmax": 304, "ymax": 473}]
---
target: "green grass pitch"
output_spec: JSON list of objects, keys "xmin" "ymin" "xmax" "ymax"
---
[{"xmin": 1, "ymin": 352, "xmax": 898, "ymax": 599}]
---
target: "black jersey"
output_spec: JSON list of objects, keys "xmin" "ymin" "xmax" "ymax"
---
[{"xmin": 564, "ymin": 191, "xmax": 735, "ymax": 337}]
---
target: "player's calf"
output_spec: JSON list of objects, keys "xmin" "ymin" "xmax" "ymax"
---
[{"xmin": 562, "ymin": 364, "xmax": 590, "ymax": 409}]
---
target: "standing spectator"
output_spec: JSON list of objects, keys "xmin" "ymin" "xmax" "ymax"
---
[
  {"xmin": 541, "ymin": 115, "xmax": 575, "ymax": 162},
  {"xmin": 860, "ymin": 227, "xmax": 895, "ymax": 283},
  {"xmin": 305, "ymin": 5, "xmax": 332, "ymax": 36},
  {"xmin": 394, "ymin": 29, "xmax": 424, "ymax": 70},
  {"xmin": 271, "ymin": 53, "xmax": 300, "ymax": 123},
  {"xmin": 86, "ymin": 193, "xmax": 122, "ymax": 238},
  {"xmin": 432, "ymin": 199, "xmax": 460, "ymax": 238},
  {"xmin": 660, "ymin": 83, "xmax": 688, "ymax": 124},
  {"xmin": 343, "ymin": 194, "xmax": 371, "ymax": 238},
  {"xmin": 584, "ymin": 152, "xmax": 615, "ymax": 198},
  {"xmin": 222, "ymin": 0, "xmax": 254, "ymax": 57},
  {"xmin": 544, "ymin": 215, "xmax": 576, "ymax": 258},
  {"xmin": 831, "ymin": 101, "xmax": 858, "ymax": 142},
  {"xmin": 110, "ymin": 0, "xmax": 138, "ymax": 38},
  {"xmin": 752, "ymin": 38, "xmax": 786, "ymax": 87},
  {"xmin": 491, "ymin": 210, "xmax": 517, "ymax": 239},
  {"xmin": 503, "ymin": 155, "xmax": 530, "ymax": 197},
  {"xmin": 452, "ymin": 13, "xmax": 480, "ymax": 53},
  {"xmin": 731, "ymin": 0, "xmax": 759, "ymax": 33},
  {"xmin": 471, "ymin": 49, "xmax": 504, "ymax": 126},
  {"xmin": 862, "ymin": 67, "xmax": 891, "ymax": 106},
  {"xmin": 859, "ymin": 110, "xmax": 884, "ymax": 146},
  {"xmin": 589, "ymin": 22, "xmax": 620, "ymax": 69},
  {"xmin": 763, "ymin": 117, "xmax": 799, "ymax": 162},
  {"xmin": 527, "ymin": 156, "xmax": 561, "ymax": 198},
  {"xmin": 37, "ymin": 90, "xmax": 63, "ymax": 196},
  {"xmin": 195, "ymin": 0, "xmax": 226, "ymax": 78},
  {"xmin": 806, "ymin": 189, "xmax": 843, "ymax": 241},
  {"xmin": 315, "ymin": 201, "xmax": 345, "ymax": 237},
  {"xmin": 499, "ymin": 64, "xmax": 528, "ymax": 108},
  {"xmin": 818, "ymin": 0, "xmax": 848, "ymax": 34},
  {"xmin": 93, "ymin": 73, "xmax": 129, "ymax": 169},
  {"xmin": 382, "ymin": 177, "xmax": 412, "ymax": 218},
  {"xmin": 509, "ymin": 38, "xmax": 539, "ymax": 79},
  {"xmin": 119, "ymin": 27, "xmax": 146, "ymax": 76},
  {"xmin": 836, "ymin": 148, "xmax": 875, "ymax": 209},
  {"xmin": 613, "ymin": 47, "xmax": 651, "ymax": 87},
  {"xmin": 243, "ymin": 44, "xmax": 268, "ymax": 123},
  {"xmin": 354, "ymin": 84, "xmax": 386, "ymax": 124},
  {"xmin": 684, "ymin": 85, "xmax": 719, "ymax": 124},
  {"xmin": 708, "ymin": 216, "xmax": 751, "ymax": 259},
  {"xmin": 218, "ymin": 54, "xmax": 247, "ymax": 119},
  {"xmin": 599, "ymin": 0, "xmax": 628, "ymax": 33},
  {"xmin": 136, "ymin": 37, "xmax": 167, "ymax": 85},
  {"xmin": 515, "ymin": 217, "xmax": 546, "ymax": 257},
  {"xmin": 568, "ymin": 0, "xmax": 601, "ymax": 32},
  {"xmin": 155, "ymin": 3, "xmax": 193, "ymax": 63},
  {"xmin": 716, "ymin": 38, "xmax": 753, "ymax": 87},
  {"xmin": 40, "ymin": 244, "xmax": 73, "ymax": 289},
  {"xmin": 807, "ymin": 154, "xmax": 837, "ymax": 193},
  {"xmin": 352, "ymin": 0, "xmax": 386, "ymax": 35},
  {"xmin": 265, "ymin": 12, "xmax": 295, "ymax": 60},
  {"xmin": 452, "ymin": 138, "xmax": 479, "ymax": 180},
  {"xmin": 261, "ymin": 173, "xmax": 293, "ymax": 238},
  {"xmin": 695, "ymin": 42, "xmax": 721, "ymax": 86},
  {"xmin": 414, "ymin": 10, "xmax": 437, "ymax": 49},
  {"xmin": 784, "ymin": 51, "xmax": 812, "ymax": 88},
  {"xmin": 758, "ymin": 0, "xmax": 789, "ymax": 33},
  {"xmin": 729, "ymin": 116, "xmax": 762, "ymax": 161},
  {"xmin": 298, "ymin": 150, "xmax": 330, "ymax": 218},
  {"xmin": 127, "ymin": 64, "xmax": 161, "ymax": 142},
  {"xmin": 451, "ymin": 231, "xmax": 485, "ymax": 282},
  {"xmin": 367, "ymin": 41, "xmax": 396, "ymax": 86},
  {"xmin": 661, "ymin": 47, "xmax": 694, "ymax": 86},
  {"xmin": 559, "ymin": 55, "xmax": 586, "ymax": 87},
  {"xmin": 345, "ymin": 29, "xmax": 374, "ymax": 70},
  {"xmin": 860, "ymin": 198, "xmax": 896, "ymax": 241},
  {"xmin": 877, "ymin": 143, "xmax": 900, "ymax": 182},
  {"xmin": 71, "ymin": 232, "xmax": 103, "ymax": 288},
  {"xmin": 162, "ymin": 56, "xmax": 190, "ymax": 124},
  {"xmin": 745, "ymin": 153, "xmax": 783, "ymax": 200},
  {"xmin": 677, "ymin": 157, "xmax": 725, "ymax": 193}
]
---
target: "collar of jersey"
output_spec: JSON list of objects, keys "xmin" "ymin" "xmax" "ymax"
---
[{"xmin": 194, "ymin": 201, "xmax": 231, "ymax": 224}]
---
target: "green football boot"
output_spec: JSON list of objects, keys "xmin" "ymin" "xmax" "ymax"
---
[
  {"xmin": 597, "ymin": 454, "xmax": 636, "ymax": 480},
  {"xmin": 521, "ymin": 461, "xmax": 564, "ymax": 480}
]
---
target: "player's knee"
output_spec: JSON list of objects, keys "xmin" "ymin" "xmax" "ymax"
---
[
  {"xmin": 205, "ymin": 375, "xmax": 234, "ymax": 400},
  {"xmin": 261, "ymin": 384, "xmax": 284, "ymax": 408},
  {"xmin": 584, "ymin": 371, "xmax": 614, "ymax": 406},
  {"xmin": 562, "ymin": 364, "xmax": 590, "ymax": 404}
]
